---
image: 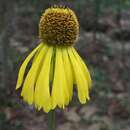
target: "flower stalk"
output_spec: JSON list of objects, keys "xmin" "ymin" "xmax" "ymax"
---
[{"xmin": 48, "ymin": 110, "xmax": 56, "ymax": 130}]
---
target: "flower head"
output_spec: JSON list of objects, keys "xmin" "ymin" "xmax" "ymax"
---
[
  {"xmin": 39, "ymin": 5, "xmax": 79, "ymax": 46},
  {"xmin": 16, "ymin": 6, "xmax": 92, "ymax": 113}
]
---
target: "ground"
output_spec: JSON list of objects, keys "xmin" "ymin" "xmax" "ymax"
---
[{"xmin": 0, "ymin": 3, "xmax": 130, "ymax": 130}]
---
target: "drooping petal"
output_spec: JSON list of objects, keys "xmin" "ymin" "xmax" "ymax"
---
[
  {"xmin": 16, "ymin": 43, "xmax": 43, "ymax": 89},
  {"xmin": 49, "ymin": 48, "xmax": 56, "ymax": 83},
  {"xmin": 52, "ymin": 47, "xmax": 69, "ymax": 109},
  {"xmin": 68, "ymin": 47, "xmax": 89, "ymax": 104},
  {"xmin": 34, "ymin": 46, "xmax": 53, "ymax": 112},
  {"xmin": 21, "ymin": 44, "xmax": 49, "ymax": 105},
  {"xmin": 62, "ymin": 47, "xmax": 73, "ymax": 102},
  {"xmin": 72, "ymin": 48, "xmax": 92, "ymax": 88}
]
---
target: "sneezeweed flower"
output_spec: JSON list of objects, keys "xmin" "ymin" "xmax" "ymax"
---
[{"xmin": 16, "ymin": 5, "xmax": 92, "ymax": 113}]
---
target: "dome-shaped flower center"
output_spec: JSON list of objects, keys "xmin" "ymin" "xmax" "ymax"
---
[{"xmin": 39, "ymin": 6, "xmax": 79, "ymax": 46}]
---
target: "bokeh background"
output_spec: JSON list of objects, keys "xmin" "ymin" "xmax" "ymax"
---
[{"xmin": 0, "ymin": 0, "xmax": 130, "ymax": 130}]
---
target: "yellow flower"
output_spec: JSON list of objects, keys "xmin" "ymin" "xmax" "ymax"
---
[{"xmin": 16, "ymin": 5, "xmax": 92, "ymax": 113}]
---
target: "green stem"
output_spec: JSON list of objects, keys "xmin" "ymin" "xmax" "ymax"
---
[
  {"xmin": 48, "ymin": 47, "xmax": 56, "ymax": 130},
  {"xmin": 48, "ymin": 110, "xmax": 56, "ymax": 130}
]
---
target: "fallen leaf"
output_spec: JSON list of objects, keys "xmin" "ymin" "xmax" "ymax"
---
[
  {"xmin": 80, "ymin": 106, "xmax": 97, "ymax": 120},
  {"xmin": 57, "ymin": 123, "xmax": 71, "ymax": 130},
  {"xmin": 88, "ymin": 123, "xmax": 101, "ymax": 130},
  {"xmin": 64, "ymin": 108, "xmax": 81, "ymax": 122}
]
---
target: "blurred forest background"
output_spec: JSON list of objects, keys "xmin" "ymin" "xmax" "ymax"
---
[{"xmin": 0, "ymin": 0, "xmax": 130, "ymax": 130}]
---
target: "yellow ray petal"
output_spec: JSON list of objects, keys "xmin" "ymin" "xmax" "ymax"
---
[
  {"xmin": 62, "ymin": 47, "xmax": 73, "ymax": 102},
  {"xmin": 68, "ymin": 47, "xmax": 89, "ymax": 104},
  {"xmin": 32, "ymin": 45, "xmax": 43, "ymax": 64},
  {"xmin": 21, "ymin": 44, "xmax": 49, "ymax": 105},
  {"xmin": 72, "ymin": 48, "xmax": 92, "ymax": 88},
  {"xmin": 16, "ymin": 43, "xmax": 43, "ymax": 89},
  {"xmin": 52, "ymin": 47, "xmax": 69, "ymax": 109},
  {"xmin": 49, "ymin": 48, "xmax": 56, "ymax": 83},
  {"xmin": 34, "ymin": 47, "xmax": 53, "ymax": 112}
]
